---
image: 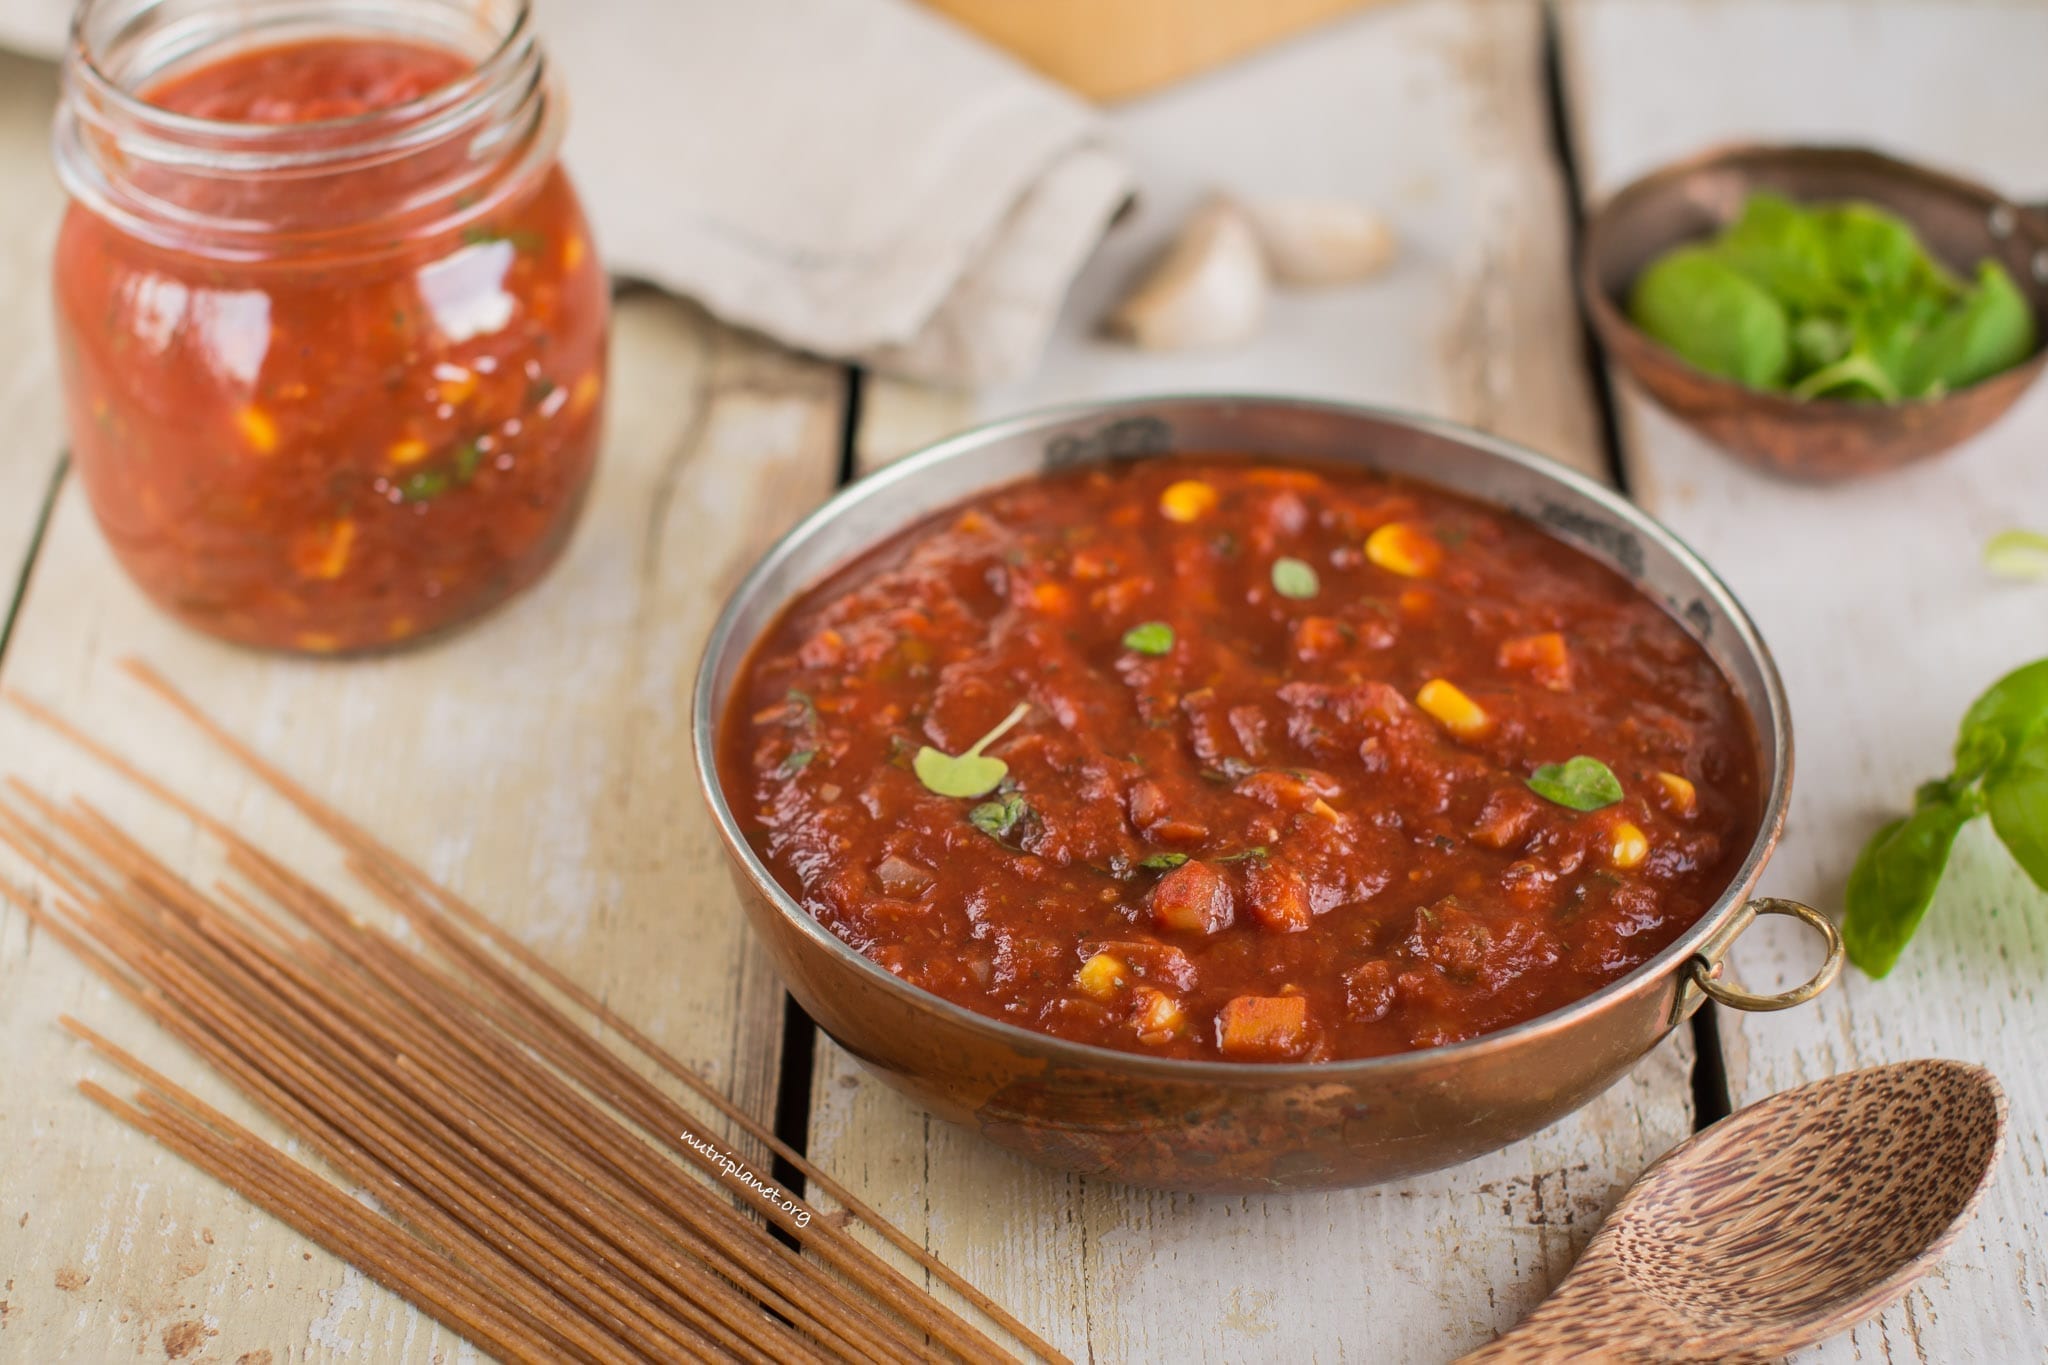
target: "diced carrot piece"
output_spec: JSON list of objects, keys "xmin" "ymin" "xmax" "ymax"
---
[
  {"xmin": 1245, "ymin": 862, "xmax": 1311, "ymax": 933},
  {"xmin": 290, "ymin": 520, "xmax": 356, "ymax": 581},
  {"xmin": 563, "ymin": 234, "xmax": 586, "ymax": 271},
  {"xmin": 1029, "ymin": 581, "xmax": 1072, "ymax": 614},
  {"xmin": 388, "ymin": 436, "xmax": 431, "ymax": 466},
  {"xmin": 1416, "ymin": 679, "xmax": 1492, "ymax": 742},
  {"xmin": 1365, "ymin": 522, "xmax": 1444, "ymax": 578},
  {"xmin": 1655, "ymin": 771, "xmax": 1698, "ymax": 817},
  {"xmin": 1398, "ymin": 587, "xmax": 1434, "ymax": 620},
  {"xmin": 1216, "ymin": 994, "xmax": 1311, "ymax": 1060},
  {"xmin": 1149, "ymin": 859, "xmax": 1233, "ymax": 935},
  {"xmin": 234, "ymin": 404, "xmax": 278, "ymax": 455},
  {"xmin": 1070, "ymin": 546, "xmax": 1118, "ymax": 581},
  {"xmin": 1498, "ymin": 631, "xmax": 1572, "ymax": 691},
  {"xmin": 1292, "ymin": 615, "xmax": 1348, "ymax": 660}
]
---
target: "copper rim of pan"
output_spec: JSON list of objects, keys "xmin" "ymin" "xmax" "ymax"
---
[
  {"xmin": 691, "ymin": 394, "xmax": 1811, "ymax": 1082},
  {"xmin": 1579, "ymin": 143, "xmax": 2048, "ymax": 481}
]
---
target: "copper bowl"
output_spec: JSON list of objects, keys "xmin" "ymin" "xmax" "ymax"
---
[
  {"xmin": 1581, "ymin": 144, "xmax": 2048, "ymax": 482},
  {"xmin": 692, "ymin": 397, "xmax": 1841, "ymax": 1193}
]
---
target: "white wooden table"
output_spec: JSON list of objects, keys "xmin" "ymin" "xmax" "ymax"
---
[{"xmin": 1, "ymin": 3, "xmax": 2042, "ymax": 1361}]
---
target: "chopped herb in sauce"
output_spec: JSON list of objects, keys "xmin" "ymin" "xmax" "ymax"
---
[
  {"xmin": 969, "ymin": 791, "xmax": 1033, "ymax": 846},
  {"xmin": 1122, "ymin": 621, "xmax": 1175, "ymax": 655},
  {"xmin": 1138, "ymin": 852, "xmax": 1190, "ymax": 870},
  {"xmin": 1215, "ymin": 846, "xmax": 1271, "ymax": 864},
  {"xmin": 779, "ymin": 749, "xmax": 816, "ymax": 776},
  {"xmin": 1271, "ymin": 557, "xmax": 1320, "ymax": 600}
]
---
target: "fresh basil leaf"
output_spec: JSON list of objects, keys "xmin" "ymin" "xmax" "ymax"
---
[
  {"xmin": 1715, "ymin": 192, "xmax": 1839, "ymax": 311},
  {"xmin": 1903, "ymin": 260, "xmax": 2037, "ymax": 396},
  {"xmin": 1815, "ymin": 202, "xmax": 1926, "ymax": 298},
  {"xmin": 969, "ymin": 791, "xmax": 1032, "ymax": 844},
  {"xmin": 1628, "ymin": 246, "xmax": 1792, "ymax": 389},
  {"xmin": 1525, "ymin": 756, "xmax": 1624, "ymax": 811},
  {"xmin": 1138, "ymin": 851, "xmax": 1189, "ymax": 870},
  {"xmin": 1841, "ymin": 794, "xmax": 1977, "ymax": 977},
  {"xmin": 1955, "ymin": 658, "xmax": 2048, "ymax": 783},
  {"xmin": 1985, "ymin": 529, "xmax": 2048, "ymax": 581},
  {"xmin": 1271, "ymin": 558, "xmax": 1319, "ymax": 600},
  {"xmin": 1790, "ymin": 348, "xmax": 1899, "ymax": 403},
  {"xmin": 1790, "ymin": 315, "xmax": 1851, "ymax": 373},
  {"xmin": 1122, "ymin": 621, "xmax": 1175, "ymax": 655},
  {"xmin": 914, "ymin": 702, "xmax": 1031, "ymax": 799},
  {"xmin": 1985, "ymin": 724, "xmax": 2048, "ymax": 892}
]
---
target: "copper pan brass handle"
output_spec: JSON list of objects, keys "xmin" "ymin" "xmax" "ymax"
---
[{"xmin": 1674, "ymin": 898, "xmax": 1844, "ymax": 1022}]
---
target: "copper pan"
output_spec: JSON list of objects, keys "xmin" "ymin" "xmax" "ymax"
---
[
  {"xmin": 692, "ymin": 397, "xmax": 1842, "ymax": 1193},
  {"xmin": 1581, "ymin": 144, "xmax": 2048, "ymax": 482}
]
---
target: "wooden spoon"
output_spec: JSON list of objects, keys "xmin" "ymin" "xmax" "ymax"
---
[{"xmin": 1461, "ymin": 1059, "xmax": 2006, "ymax": 1363}]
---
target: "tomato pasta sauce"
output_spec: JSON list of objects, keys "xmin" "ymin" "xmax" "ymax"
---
[
  {"xmin": 719, "ymin": 458, "xmax": 1760, "ymax": 1063},
  {"xmin": 53, "ymin": 35, "xmax": 607, "ymax": 653}
]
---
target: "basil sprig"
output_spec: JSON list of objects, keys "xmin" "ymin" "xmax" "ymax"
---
[{"xmin": 1844, "ymin": 657, "xmax": 2048, "ymax": 976}]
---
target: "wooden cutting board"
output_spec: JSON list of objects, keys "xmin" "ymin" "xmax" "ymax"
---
[{"xmin": 918, "ymin": 0, "xmax": 1390, "ymax": 102}]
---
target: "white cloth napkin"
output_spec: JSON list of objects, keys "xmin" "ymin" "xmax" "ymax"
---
[{"xmin": 0, "ymin": 0, "xmax": 1132, "ymax": 387}]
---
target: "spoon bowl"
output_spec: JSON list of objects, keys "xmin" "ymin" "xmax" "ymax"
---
[{"xmin": 1467, "ymin": 1059, "xmax": 2006, "ymax": 1362}]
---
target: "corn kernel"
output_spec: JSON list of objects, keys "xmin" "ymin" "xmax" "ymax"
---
[
  {"xmin": 1159, "ymin": 480, "xmax": 1218, "ymax": 523},
  {"xmin": 291, "ymin": 519, "xmax": 356, "ymax": 581},
  {"xmin": 235, "ymin": 404, "xmax": 278, "ymax": 455},
  {"xmin": 1655, "ymin": 772, "xmax": 1698, "ymax": 817},
  {"xmin": 570, "ymin": 371, "xmax": 603, "ymax": 416},
  {"xmin": 1611, "ymin": 821, "xmax": 1649, "ymax": 870},
  {"xmin": 1416, "ymin": 678, "xmax": 1491, "ymax": 741},
  {"xmin": 1076, "ymin": 952, "xmax": 1128, "ymax": 1002},
  {"xmin": 434, "ymin": 363, "xmax": 478, "ymax": 405},
  {"xmin": 1365, "ymin": 522, "xmax": 1444, "ymax": 578},
  {"xmin": 1132, "ymin": 986, "xmax": 1185, "ymax": 1040},
  {"xmin": 388, "ymin": 436, "xmax": 431, "ymax": 467}
]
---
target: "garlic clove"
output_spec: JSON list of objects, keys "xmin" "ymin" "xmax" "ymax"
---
[
  {"xmin": 1104, "ymin": 195, "xmax": 1270, "ymax": 351},
  {"xmin": 1244, "ymin": 197, "xmax": 1397, "ymax": 287}
]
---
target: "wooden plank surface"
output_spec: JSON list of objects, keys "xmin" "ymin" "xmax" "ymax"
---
[
  {"xmin": 1559, "ymin": 1, "xmax": 2048, "ymax": 1360},
  {"xmin": 859, "ymin": 0, "xmax": 1606, "ymax": 483},
  {"xmin": 0, "ymin": 292, "xmax": 846, "ymax": 1360},
  {"xmin": 817, "ymin": 5, "xmax": 1704, "ymax": 1360},
  {"xmin": 0, "ymin": 51, "xmax": 65, "ymax": 628}
]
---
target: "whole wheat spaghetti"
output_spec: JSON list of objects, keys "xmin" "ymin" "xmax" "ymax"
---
[{"xmin": 0, "ymin": 665, "xmax": 1064, "ymax": 1365}]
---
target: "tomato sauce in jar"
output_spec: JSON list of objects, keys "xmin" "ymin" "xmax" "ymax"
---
[
  {"xmin": 53, "ymin": 2, "xmax": 606, "ymax": 653},
  {"xmin": 720, "ymin": 457, "xmax": 1762, "ymax": 1064}
]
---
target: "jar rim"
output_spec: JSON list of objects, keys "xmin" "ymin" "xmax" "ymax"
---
[
  {"xmin": 64, "ymin": 0, "xmax": 540, "ymax": 170},
  {"xmin": 54, "ymin": 0, "xmax": 563, "ymax": 259}
]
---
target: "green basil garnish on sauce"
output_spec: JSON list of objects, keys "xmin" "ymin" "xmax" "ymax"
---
[
  {"xmin": 913, "ymin": 702, "xmax": 1031, "ymax": 799},
  {"xmin": 1271, "ymin": 558, "xmax": 1319, "ymax": 600},
  {"xmin": 1526, "ymin": 756, "xmax": 1624, "ymax": 811},
  {"xmin": 969, "ymin": 791, "xmax": 1032, "ymax": 845},
  {"xmin": 1122, "ymin": 621, "xmax": 1175, "ymax": 656},
  {"xmin": 1138, "ymin": 852, "xmax": 1189, "ymax": 870}
]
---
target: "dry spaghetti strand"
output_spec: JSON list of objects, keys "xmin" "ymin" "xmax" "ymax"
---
[{"xmin": 0, "ymin": 670, "xmax": 1060, "ymax": 1363}]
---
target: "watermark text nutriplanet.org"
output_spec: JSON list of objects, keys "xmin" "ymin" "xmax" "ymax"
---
[{"xmin": 678, "ymin": 1127, "xmax": 812, "ymax": 1228}]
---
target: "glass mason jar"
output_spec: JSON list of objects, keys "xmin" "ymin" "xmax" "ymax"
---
[{"xmin": 52, "ymin": 0, "xmax": 608, "ymax": 654}]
